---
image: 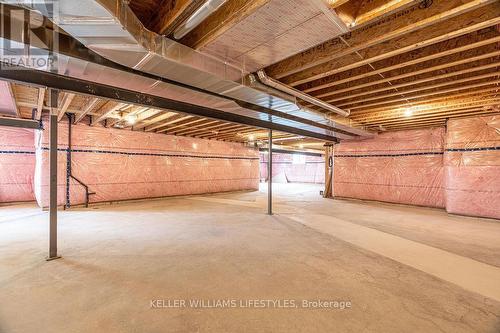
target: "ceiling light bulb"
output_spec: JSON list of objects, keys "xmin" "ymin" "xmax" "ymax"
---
[
  {"xmin": 248, "ymin": 134, "xmax": 255, "ymax": 141},
  {"xmin": 125, "ymin": 114, "xmax": 138, "ymax": 125},
  {"xmin": 404, "ymin": 108, "xmax": 413, "ymax": 117},
  {"xmin": 299, "ymin": 144, "xmax": 304, "ymax": 149}
]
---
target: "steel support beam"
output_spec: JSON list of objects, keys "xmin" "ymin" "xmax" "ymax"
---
[
  {"xmin": 47, "ymin": 89, "xmax": 61, "ymax": 261},
  {"xmin": 0, "ymin": 67, "xmax": 339, "ymax": 142},
  {"xmin": 259, "ymin": 148, "xmax": 323, "ymax": 157},
  {"xmin": 0, "ymin": 117, "xmax": 41, "ymax": 129},
  {"xmin": 268, "ymin": 129, "xmax": 273, "ymax": 216}
]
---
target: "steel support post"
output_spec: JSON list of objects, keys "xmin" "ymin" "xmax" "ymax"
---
[
  {"xmin": 268, "ymin": 129, "xmax": 273, "ymax": 215},
  {"xmin": 47, "ymin": 89, "xmax": 61, "ymax": 261},
  {"xmin": 324, "ymin": 143, "xmax": 334, "ymax": 198}
]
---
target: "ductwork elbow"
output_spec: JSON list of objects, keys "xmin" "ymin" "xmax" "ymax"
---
[{"xmin": 256, "ymin": 70, "xmax": 350, "ymax": 118}]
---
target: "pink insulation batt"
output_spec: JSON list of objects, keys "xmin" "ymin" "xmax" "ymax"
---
[
  {"xmin": 0, "ymin": 127, "xmax": 35, "ymax": 203},
  {"xmin": 334, "ymin": 128, "xmax": 445, "ymax": 208},
  {"xmin": 34, "ymin": 120, "xmax": 259, "ymax": 208},
  {"xmin": 445, "ymin": 115, "xmax": 500, "ymax": 219},
  {"xmin": 260, "ymin": 152, "xmax": 324, "ymax": 184}
]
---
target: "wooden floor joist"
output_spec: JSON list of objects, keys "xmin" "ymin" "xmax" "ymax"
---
[
  {"xmin": 174, "ymin": 122, "xmax": 233, "ymax": 136},
  {"xmin": 57, "ymin": 93, "xmax": 76, "ymax": 121},
  {"xmin": 91, "ymin": 102, "xmax": 126, "ymax": 126},
  {"xmin": 340, "ymin": 78, "xmax": 500, "ymax": 110},
  {"xmin": 364, "ymin": 109, "xmax": 499, "ymax": 127},
  {"xmin": 300, "ymin": 30, "xmax": 500, "ymax": 93},
  {"xmin": 153, "ymin": 116, "xmax": 194, "ymax": 133},
  {"xmin": 313, "ymin": 52, "xmax": 500, "ymax": 100},
  {"xmin": 203, "ymin": 126, "xmax": 255, "ymax": 139},
  {"xmin": 74, "ymin": 97, "xmax": 100, "ymax": 124},
  {"xmin": 353, "ymin": 99, "xmax": 500, "ymax": 123},
  {"xmin": 168, "ymin": 119, "xmax": 219, "ymax": 134},
  {"xmin": 348, "ymin": 87, "xmax": 500, "ymax": 114},
  {"xmin": 267, "ymin": 0, "xmax": 499, "ymax": 81},
  {"xmin": 199, "ymin": 125, "xmax": 251, "ymax": 139},
  {"xmin": 132, "ymin": 111, "xmax": 176, "ymax": 130},
  {"xmin": 332, "ymin": 67, "xmax": 500, "ymax": 104}
]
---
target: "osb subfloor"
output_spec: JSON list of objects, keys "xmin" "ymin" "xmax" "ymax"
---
[{"xmin": 1, "ymin": 183, "xmax": 499, "ymax": 333}]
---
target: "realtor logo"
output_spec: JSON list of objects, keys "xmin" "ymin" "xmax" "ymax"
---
[{"xmin": 0, "ymin": 1, "xmax": 59, "ymax": 71}]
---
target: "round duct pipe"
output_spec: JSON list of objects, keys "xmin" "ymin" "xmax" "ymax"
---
[{"xmin": 256, "ymin": 70, "xmax": 350, "ymax": 117}]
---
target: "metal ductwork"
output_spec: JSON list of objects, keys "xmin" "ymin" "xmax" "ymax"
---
[
  {"xmin": 256, "ymin": 70, "xmax": 350, "ymax": 118},
  {"xmin": 1, "ymin": 0, "xmax": 369, "ymax": 139},
  {"xmin": 173, "ymin": 0, "xmax": 228, "ymax": 39}
]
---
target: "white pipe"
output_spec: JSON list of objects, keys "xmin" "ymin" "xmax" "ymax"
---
[
  {"xmin": 246, "ymin": 74, "xmax": 297, "ymax": 103},
  {"xmin": 173, "ymin": 0, "xmax": 228, "ymax": 39},
  {"xmin": 256, "ymin": 70, "xmax": 350, "ymax": 117}
]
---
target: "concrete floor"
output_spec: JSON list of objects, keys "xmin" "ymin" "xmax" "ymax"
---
[{"xmin": 1, "ymin": 183, "xmax": 499, "ymax": 332}]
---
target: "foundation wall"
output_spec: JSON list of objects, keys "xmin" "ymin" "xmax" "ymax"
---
[
  {"xmin": 444, "ymin": 115, "xmax": 500, "ymax": 219},
  {"xmin": 2, "ymin": 115, "xmax": 498, "ymax": 219},
  {"xmin": 334, "ymin": 128, "xmax": 446, "ymax": 208},
  {"xmin": 0, "ymin": 127, "xmax": 35, "ymax": 203},
  {"xmin": 34, "ymin": 118, "xmax": 260, "ymax": 208},
  {"xmin": 260, "ymin": 152, "xmax": 324, "ymax": 184}
]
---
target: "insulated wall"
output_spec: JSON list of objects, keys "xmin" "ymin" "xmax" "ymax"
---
[
  {"xmin": 0, "ymin": 127, "xmax": 35, "ymax": 203},
  {"xmin": 260, "ymin": 152, "xmax": 324, "ymax": 184},
  {"xmin": 34, "ymin": 119, "xmax": 259, "ymax": 208},
  {"xmin": 334, "ymin": 128, "xmax": 445, "ymax": 208},
  {"xmin": 445, "ymin": 115, "xmax": 500, "ymax": 219}
]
